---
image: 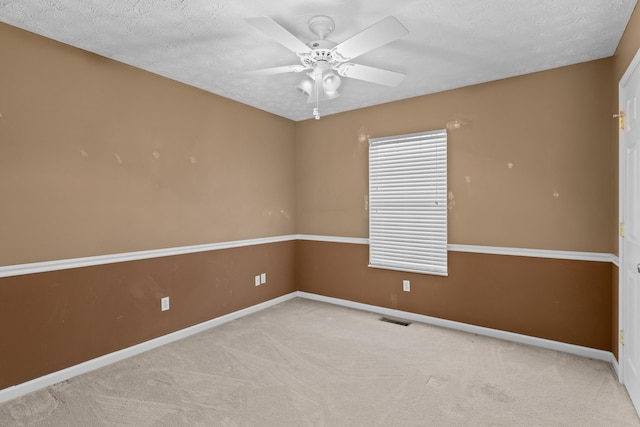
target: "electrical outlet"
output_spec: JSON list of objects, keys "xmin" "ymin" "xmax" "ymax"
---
[
  {"xmin": 403, "ymin": 280, "xmax": 410, "ymax": 292},
  {"xmin": 255, "ymin": 275, "xmax": 261, "ymax": 286},
  {"xmin": 161, "ymin": 296, "xmax": 170, "ymax": 311},
  {"xmin": 261, "ymin": 273, "xmax": 266, "ymax": 284}
]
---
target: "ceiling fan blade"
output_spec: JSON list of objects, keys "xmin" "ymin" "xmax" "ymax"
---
[
  {"xmin": 241, "ymin": 65, "xmax": 308, "ymax": 77},
  {"xmin": 332, "ymin": 16, "xmax": 408, "ymax": 61},
  {"xmin": 336, "ymin": 63, "xmax": 405, "ymax": 87},
  {"xmin": 246, "ymin": 16, "xmax": 313, "ymax": 54}
]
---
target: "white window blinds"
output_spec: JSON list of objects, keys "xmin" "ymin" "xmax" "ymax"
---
[{"xmin": 369, "ymin": 129, "xmax": 448, "ymax": 276}]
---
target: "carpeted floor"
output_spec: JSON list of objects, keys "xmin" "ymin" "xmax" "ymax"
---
[{"xmin": 1, "ymin": 298, "xmax": 639, "ymax": 426}]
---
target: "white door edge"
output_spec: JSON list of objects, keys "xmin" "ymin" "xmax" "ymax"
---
[{"xmin": 619, "ymin": 48, "xmax": 640, "ymax": 384}]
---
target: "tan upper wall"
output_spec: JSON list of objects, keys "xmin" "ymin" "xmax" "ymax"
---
[
  {"xmin": 1, "ymin": 13, "xmax": 625, "ymax": 265},
  {"xmin": 0, "ymin": 24, "xmax": 296, "ymax": 265},
  {"xmin": 296, "ymin": 59, "xmax": 614, "ymax": 253},
  {"xmin": 615, "ymin": 5, "xmax": 640, "ymax": 82}
]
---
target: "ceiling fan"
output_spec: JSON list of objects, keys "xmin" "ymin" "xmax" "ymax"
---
[{"xmin": 244, "ymin": 15, "xmax": 409, "ymax": 119}]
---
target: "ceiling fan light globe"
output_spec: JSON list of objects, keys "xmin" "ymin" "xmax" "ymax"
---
[
  {"xmin": 323, "ymin": 72, "xmax": 342, "ymax": 92},
  {"xmin": 296, "ymin": 77, "xmax": 314, "ymax": 97},
  {"xmin": 324, "ymin": 90, "xmax": 340, "ymax": 100}
]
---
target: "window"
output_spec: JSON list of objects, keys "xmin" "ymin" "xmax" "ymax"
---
[{"xmin": 368, "ymin": 129, "xmax": 448, "ymax": 276}]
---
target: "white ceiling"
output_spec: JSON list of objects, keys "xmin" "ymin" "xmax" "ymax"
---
[{"xmin": 1, "ymin": 0, "xmax": 637, "ymax": 121}]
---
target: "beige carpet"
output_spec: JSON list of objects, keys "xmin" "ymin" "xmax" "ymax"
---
[{"xmin": 1, "ymin": 298, "xmax": 639, "ymax": 426}]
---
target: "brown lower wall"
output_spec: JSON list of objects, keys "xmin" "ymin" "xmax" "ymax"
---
[
  {"xmin": 296, "ymin": 240, "xmax": 613, "ymax": 351},
  {"xmin": 0, "ymin": 241, "xmax": 296, "ymax": 390},
  {"xmin": 0, "ymin": 238, "xmax": 614, "ymax": 391}
]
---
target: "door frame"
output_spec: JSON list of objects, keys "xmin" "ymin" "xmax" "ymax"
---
[{"xmin": 619, "ymin": 48, "xmax": 640, "ymax": 386}]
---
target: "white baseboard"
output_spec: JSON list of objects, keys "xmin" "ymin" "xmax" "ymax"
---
[
  {"xmin": 0, "ymin": 290, "xmax": 616, "ymax": 405},
  {"xmin": 297, "ymin": 292, "xmax": 613, "ymax": 363},
  {"xmin": 611, "ymin": 352, "xmax": 622, "ymax": 383},
  {"xmin": 0, "ymin": 292, "xmax": 298, "ymax": 405}
]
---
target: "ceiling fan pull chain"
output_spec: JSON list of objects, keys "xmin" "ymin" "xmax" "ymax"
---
[{"xmin": 314, "ymin": 77, "xmax": 321, "ymax": 120}]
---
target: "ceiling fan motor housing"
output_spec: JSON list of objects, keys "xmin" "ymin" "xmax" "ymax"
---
[{"xmin": 301, "ymin": 44, "xmax": 336, "ymax": 68}]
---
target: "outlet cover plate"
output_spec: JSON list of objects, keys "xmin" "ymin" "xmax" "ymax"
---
[
  {"xmin": 403, "ymin": 280, "xmax": 410, "ymax": 292},
  {"xmin": 260, "ymin": 273, "xmax": 266, "ymax": 284},
  {"xmin": 255, "ymin": 275, "xmax": 261, "ymax": 286},
  {"xmin": 161, "ymin": 296, "xmax": 170, "ymax": 311}
]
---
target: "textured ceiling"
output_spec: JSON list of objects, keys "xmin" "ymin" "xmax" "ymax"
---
[{"xmin": 0, "ymin": 0, "xmax": 637, "ymax": 121}]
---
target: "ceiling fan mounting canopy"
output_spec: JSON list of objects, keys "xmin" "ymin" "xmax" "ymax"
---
[{"xmin": 308, "ymin": 15, "xmax": 335, "ymax": 40}]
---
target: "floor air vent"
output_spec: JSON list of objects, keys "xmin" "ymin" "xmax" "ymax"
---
[{"xmin": 379, "ymin": 317, "xmax": 412, "ymax": 327}]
